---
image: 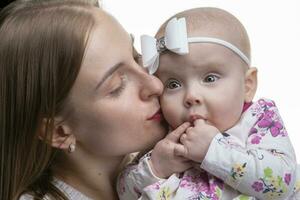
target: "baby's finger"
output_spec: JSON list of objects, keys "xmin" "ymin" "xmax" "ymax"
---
[
  {"xmin": 193, "ymin": 119, "xmax": 206, "ymax": 127},
  {"xmin": 179, "ymin": 133, "xmax": 187, "ymax": 145},
  {"xmin": 174, "ymin": 143, "xmax": 188, "ymax": 158},
  {"xmin": 166, "ymin": 122, "xmax": 190, "ymax": 141}
]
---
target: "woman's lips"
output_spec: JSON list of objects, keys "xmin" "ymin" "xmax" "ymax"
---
[{"xmin": 147, "ymin": 109, "xmax": 162, "ymax": 121}]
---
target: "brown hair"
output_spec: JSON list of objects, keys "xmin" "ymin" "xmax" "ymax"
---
[{"xmin": 0, "ymin": 1, "xmax": 95, "ymax": 199}]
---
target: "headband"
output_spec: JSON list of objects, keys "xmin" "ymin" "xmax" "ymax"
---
[{"xmin": 141, "ymin": 17, "xmax": 250, "ymax": 74}]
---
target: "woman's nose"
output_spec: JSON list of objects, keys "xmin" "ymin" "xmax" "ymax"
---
[{"xmin": 139, "ymin": 71, "xmax": 163, "ymax": 101}]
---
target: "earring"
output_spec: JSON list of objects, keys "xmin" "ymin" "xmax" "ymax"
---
[{"xmin": 68, "ymin": 143, "xmax": 75, "ymax": 153}]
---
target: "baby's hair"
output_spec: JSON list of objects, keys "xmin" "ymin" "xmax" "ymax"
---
[{"xmin": 156, "ymin": 7, "xmax": 251, "ymax": 64}]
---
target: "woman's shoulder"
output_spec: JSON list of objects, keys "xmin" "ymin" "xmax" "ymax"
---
[{"xmin": 18, "ymin": 177, "xmax": 92, "ymax": 200}]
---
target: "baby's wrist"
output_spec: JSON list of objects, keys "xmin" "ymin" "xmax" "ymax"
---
[{"xmin": 148, "ymin": 158, "xmax": 169, "ymax": 179}]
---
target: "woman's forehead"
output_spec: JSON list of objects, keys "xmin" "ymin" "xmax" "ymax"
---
[{"xmin": 77, "ymin": 10, "xmax": 132, "ymax": 88}]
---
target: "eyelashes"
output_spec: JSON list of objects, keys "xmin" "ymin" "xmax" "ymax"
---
[
  {"xmin": 203, "ymin": 74, "xmax": 220, "ymax": 83},
  {"xmin": 165, "ymin": 78, "xmax": 181, "ymax": 90},
  {"xmin": 107, "ymin": 53, "xmax": 141, "ymax": 98},
  {"xmin": 164, "ymin": 73, "xmax": 221, "ymax": 91},
  {"xmin": 109, "ymin": 74, "xmax": 127, "ymax": 98}
]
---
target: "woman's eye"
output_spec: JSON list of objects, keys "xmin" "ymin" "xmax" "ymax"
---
[
  {"xmin": 166, "ymin": 79, "xmax": 181, "ymax": 89},
  {"xmin": 203, "ymin": 74, "xmax": 219, "ymax": 83},
  {"xmin": 109, "ymin": 75, "xmax": 127, "ymax": 98},
  {"xmin": 109, "ymin": 84, "xmax": 125, "ymax": 97}
]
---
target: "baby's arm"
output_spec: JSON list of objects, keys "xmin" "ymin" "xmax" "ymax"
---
[
  {"xmin": 200, "ymin": 98, "xmax": 297, "ymax": 199},
  {"xmin": 117, "ymin": 122, "xmax": 192, "ymax": 200}
]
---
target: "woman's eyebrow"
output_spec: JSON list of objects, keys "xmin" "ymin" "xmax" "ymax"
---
[
  {"xmin": 95, "ymin": 62, "xmax": 123, "ymax": 90},
  {"xmin": 95, "ymin": 34, "xmax": 133, "ymax": 91}
]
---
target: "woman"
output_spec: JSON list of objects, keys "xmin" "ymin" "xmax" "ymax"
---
[{"xmin": 0, "ymin": 1, "xmax": 166, "ymax": 199}]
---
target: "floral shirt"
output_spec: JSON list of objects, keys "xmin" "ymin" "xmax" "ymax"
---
[{"xmin": 117, "ymin": 98, "xmax": 300, "ymax": 200}]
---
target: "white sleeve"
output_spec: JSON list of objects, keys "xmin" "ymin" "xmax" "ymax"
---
[{"xmin": 201, "ymin": 98, "xmax": 297, "ymax": 200}]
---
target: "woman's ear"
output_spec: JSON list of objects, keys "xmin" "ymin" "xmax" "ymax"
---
[
  {"xmin": 244, "ymin": 67, "xmax": 258, "ymax": 102},
  {"xmin": 39, "ymin": 117, "xmax": 76, "ymax": 151}
]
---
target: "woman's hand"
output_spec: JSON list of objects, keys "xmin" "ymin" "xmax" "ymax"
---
[{"xmin": 149, "ymin": 122, "xmax": 193, "ymax": 178}]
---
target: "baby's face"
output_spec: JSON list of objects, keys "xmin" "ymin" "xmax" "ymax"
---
[{"xmin": 156, "ymin": 42, "xmax": 248, "ymax": 131}]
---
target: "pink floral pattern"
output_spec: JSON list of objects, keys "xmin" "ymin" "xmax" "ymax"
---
[
  {"xmin": 250, "ymin": 167, "xmax": 290, "ymax": 198},
  {"xmin": 179, "ymin": 169, "xmax": 223, "ymax": 199},
  {"xmin": 118, "ymin": 98, "xmax": 299, "ymax": 200},
  {"xmin": 249, "ymin": 99, "xmax": 287, "ymax": 145}
]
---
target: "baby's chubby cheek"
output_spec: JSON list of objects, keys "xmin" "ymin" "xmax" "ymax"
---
[{"xmin": 160, "ymin": 102, "xmax": 185, "ymax": 130}]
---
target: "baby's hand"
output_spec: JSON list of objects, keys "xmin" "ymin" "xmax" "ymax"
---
[
  {"xmin": 175, "ymin": 119, "xmax": 220, "ymax": 162},
  {"xmin": 150, "ymin": 122, "xmax": 193, "ymax": 178}
]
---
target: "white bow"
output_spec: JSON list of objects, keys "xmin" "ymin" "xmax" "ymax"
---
[
  {"xmin": 141, "ymin": 17, "xmax": 250, "ymax": 75},
  {"xmin": 141, "ymin": 17, "xmax": 189, "ymax": 74}
]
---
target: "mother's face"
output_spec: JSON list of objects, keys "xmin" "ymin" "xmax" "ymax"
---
[{"xmin": 65, "ymin": 9, "xmax": 166, "ymax": 156}]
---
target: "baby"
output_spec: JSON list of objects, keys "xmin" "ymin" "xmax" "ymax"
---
[{"xmin": 117, "ymin": 7, "xmax": 300, "ymax": 200}]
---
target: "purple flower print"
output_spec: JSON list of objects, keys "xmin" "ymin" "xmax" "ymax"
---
[
  {"xmin": 252, "ymin": 181, "xmax": 264, "ymax": 192},
  {"xmin": 284, "ymin": 173, "xmax": 291, "ymax": 185},
  {"xmin": 270, "ymin": 121, "xmax": 283, "ymax": 136},
  {"xmin": 249, "ymin": 127, "xmax": 258, "ymax": 137},
  {"xmin": 258, "ymin": 99, "xmax": 275, "ymax": 108},
  {"xmin": 250, "ymin": 127, "xmax": 258, "ymax": 134},
  {"xmin": 258, "ymin": 116, "xmax": 283, "ymax": 137},
  {"xmin": 251, "ymin": 135, "xmax": 262, "ymax": 144},
  {"xmin": 264, "ymin": 110, "xmax": 275, "ymax": 118}
]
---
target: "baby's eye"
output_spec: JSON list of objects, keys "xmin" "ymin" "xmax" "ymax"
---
[
  {"xmin": 203, "ymin": 74, "xmax": 219, "ymax": 83},
  {"xmin": 165, "ymin": 79, "xmax": 181, "ymax": 89}
]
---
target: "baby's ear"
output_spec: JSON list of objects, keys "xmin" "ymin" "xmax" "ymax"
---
[
  {"xmin": 244, "ymin": 67, "xmax": 258, "ymax": 102},
  {"xmin": 38, "ymin": 117, "xmax": 75, "ymax": 151}
]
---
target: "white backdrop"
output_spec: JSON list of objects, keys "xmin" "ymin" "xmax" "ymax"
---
[{"xmin": 102, "ymin": 0, "xmax": 300, "ymax": 161}]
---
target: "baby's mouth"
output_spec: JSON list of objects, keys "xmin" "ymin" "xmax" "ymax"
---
[{"xmin": 188, "ymin": 114, "xmax": 206, "ymax": 125}]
